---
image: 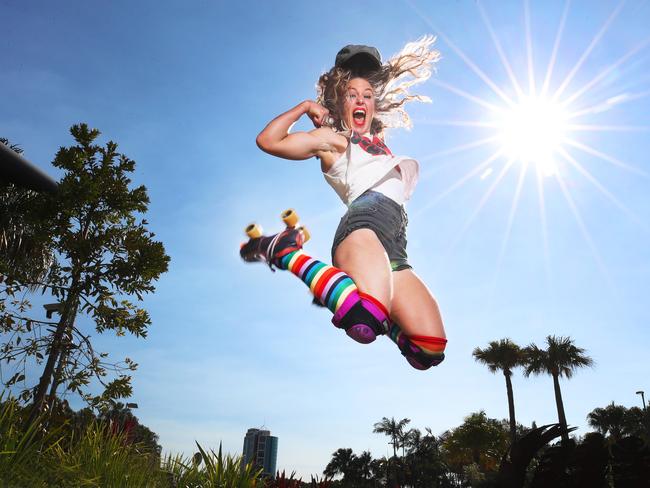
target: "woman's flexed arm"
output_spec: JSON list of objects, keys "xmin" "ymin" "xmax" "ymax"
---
[{"xmin": 256, "ymin": 100, "xmax": 332, "ymax": 160}]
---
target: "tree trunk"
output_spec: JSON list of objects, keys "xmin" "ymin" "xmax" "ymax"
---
[
  {"xmin": 29, "ymin": 320, "xmax": 66, "ymax": 423},
  {"xmin": 28, "ymin": 296, "xmax": 78, "ymax": 424},
  {"xmin": 46, "ymin": 328, "xmax": 71, "ymax": 415},
  {"xmin": 504, "ymin": 371, "xmax": 517, "ymax": 443},
  {"xmin": 46, "ymin": 353, "xmax": 64, "ymax": 411},
  {"xmin": 552, "ymin": 372, "xmax": 569, "ymax": 443}
]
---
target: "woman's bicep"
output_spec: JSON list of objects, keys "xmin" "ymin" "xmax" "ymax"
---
[{"xmin": 256, "ymin": 130, "xmax": 325, "ymax": 161}]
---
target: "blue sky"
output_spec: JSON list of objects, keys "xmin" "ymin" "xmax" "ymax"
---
[{"xmin": 3, "ymin": 0, "xmax": 650, "ymax": 478}]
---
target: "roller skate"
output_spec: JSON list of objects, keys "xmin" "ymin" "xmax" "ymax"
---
[{"xmin": 240, "ymin": 209, "xmax": 310, "ymax": 271}]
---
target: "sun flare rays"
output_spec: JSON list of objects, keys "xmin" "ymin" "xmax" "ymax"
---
[{"xmin": 406, "ymin": 0, "xmax": 650, "ymax": 281}]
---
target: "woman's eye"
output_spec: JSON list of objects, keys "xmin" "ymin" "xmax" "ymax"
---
[
  {"xmin": 348, "ymin": 94, "xmax": 356, "ymax": 100},
  {"xmin": 364, "ymin": 95, "xmax": 372, "ymax": 100}
]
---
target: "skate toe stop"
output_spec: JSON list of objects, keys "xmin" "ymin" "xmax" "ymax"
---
[
  {"xmin": 282, "ymin": 209, "xmax": 299, "ymax": 227},
  {"xmin": 245, "ymin": 223, "xmax": 262, "ymax": 238}
]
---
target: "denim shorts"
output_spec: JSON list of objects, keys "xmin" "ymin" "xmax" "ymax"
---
[{"xmin": 331, "ymin": 190, "xmax": 411, "ymax": 271}]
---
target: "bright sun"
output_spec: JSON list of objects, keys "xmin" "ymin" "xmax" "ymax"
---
[
  {"xmin": 412, "ymin": 1, "xmax": 646, "ymax": 279},
  {"xmin": 496, "ymin": 96, "xmax": 569, "ymax": 176}
]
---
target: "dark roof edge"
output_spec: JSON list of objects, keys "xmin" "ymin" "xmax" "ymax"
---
[{"xmin": 0, "ymin": 141, "xmax": 58, "ymax": 193}]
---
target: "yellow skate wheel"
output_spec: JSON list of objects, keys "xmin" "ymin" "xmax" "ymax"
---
[
  {"xmin": 281, "ymin": 208, "xmax": 299, "ymax": 227},
  {"xmin": 245, "ymin": 223, "xmax": 262, "ymax": 239},
  {"xmin": 301, "ymin": 226, "xmax": 311, "ymax": 243}
]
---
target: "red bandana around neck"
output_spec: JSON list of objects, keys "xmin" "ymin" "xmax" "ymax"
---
[{"xmin": 350, "ymin": 131, "xmax": 392, "ymax": 156}]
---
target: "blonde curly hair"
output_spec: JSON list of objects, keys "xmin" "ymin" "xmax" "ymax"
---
[{"xmin": 316, "ymin": 35, "xmax": 440, "ymax": 135}]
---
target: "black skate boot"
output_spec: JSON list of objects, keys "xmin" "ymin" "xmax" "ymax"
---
[{"xmin": 239, "ymin": 209, "xmax": 310, "ymax": 271}]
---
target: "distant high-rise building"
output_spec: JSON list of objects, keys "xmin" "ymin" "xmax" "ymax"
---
[{"xmin": 242, "ymin": 428, "xmax": 278, "ymax": 478}]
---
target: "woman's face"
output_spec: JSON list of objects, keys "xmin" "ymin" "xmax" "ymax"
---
[{"xmin": 342, "ymin": 77, "xmax": 375, "ymax": 134}]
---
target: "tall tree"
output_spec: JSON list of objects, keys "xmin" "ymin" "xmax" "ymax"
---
[
  {"xmin": 351, "ymin": 450, "xmax": 374, "ymax": 486},
  {"xmin": 404, "ymin": 427, "xmax": 422, "ymax": 454},
  {"xmin": 373, "ymin": 416, "xmax": 411, "ymax": 459},
  {"xmin": 404, "ymin": 427, "xmax": 450, "ymax": 488},
  {"xmin": 373, "ymin": 417, "xmax": 410, "ymax": 487},
  {"xmin": 587, "ymin": 402, "xmax": 628, "ymax": 442},
  {"xmin": 623, "ymin": 406, "xmax": 650, "ymax": 440},
  {"xmin": 0, "ymin": 125, "xmax": 169, "ymax": 421},
  {"xmin": 523, "ymin": 335, "xmax": 593, "ymax": 443},
  {"xmin": 473, "ymin": 338, "xmax": 524, "ymax": 443},
  {"xmin": 323, "ymin": 448, "xmax": 357, "ymax": 485},
  {"xmin": 588, "ymin": 402, "xmax": 647, "ymax": 443},
  {"xmin": 440, "ymin": 411, "xmax": 508, "ymax": 473}
]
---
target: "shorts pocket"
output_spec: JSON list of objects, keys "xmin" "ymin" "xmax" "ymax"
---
[{"xmin": 349, "ymin": 201, "xmax": 378, "ymax": 216}]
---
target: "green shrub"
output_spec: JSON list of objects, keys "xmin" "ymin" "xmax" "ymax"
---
[
  {"xmin": 48, "ymin": 421, "xmax": 161, "ymax": 487},
  {"xmin": 161, "ymin": 442, "xmax": 262, "ymax": 487}
]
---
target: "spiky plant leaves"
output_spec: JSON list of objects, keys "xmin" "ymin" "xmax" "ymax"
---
[
  {"xmin": 48, "ymin": 420, "xmax": 161, "ymax": 487},
  {"xmin": 0, "ymin": 395, "xmax": 59, "ymax": 486},
  {"xmin": 161, "ymin": 441, "xmax": 261, "ymax": 487}
]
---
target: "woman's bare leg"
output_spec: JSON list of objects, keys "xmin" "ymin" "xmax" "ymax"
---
[
  {"xmin": 389, "ymin": 269, "xmax": 447, "ymax": 369},
  {"xmin": 391, "ymin": 269, "xmax": 445, "ymax": 337},
  {"xmin": 333, "ymin": 228, "xmax": 393, "ymax": 309}
]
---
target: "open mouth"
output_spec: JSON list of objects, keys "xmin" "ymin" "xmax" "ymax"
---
[{"xmin": 353, "ymin": 108, "xmax": 366, "ymax": 126}]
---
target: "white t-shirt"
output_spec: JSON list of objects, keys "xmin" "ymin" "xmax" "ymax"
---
[{"xmin": 322, "ymin": 133, "xmax": 419, "ymax": 206}]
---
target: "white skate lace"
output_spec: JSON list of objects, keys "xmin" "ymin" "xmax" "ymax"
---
[{"xmin": 263, "ymin": 231, "xmax": 285, "ymax": 272}]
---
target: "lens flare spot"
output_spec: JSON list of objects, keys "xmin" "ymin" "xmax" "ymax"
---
[{"xmin": 480, "ymin": 167, "xmax": 493, "ymax": 180}]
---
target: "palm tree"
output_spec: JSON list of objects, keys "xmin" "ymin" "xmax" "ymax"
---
[
  {"xmin": 404, "ymin": 428, "xmax": 422, "ymax": 455},
  {"xmin": 373, "ymin": 417, "xmax": 410, "ymax": 487},
  {"xmin": 473, "ymin": 338, "xmax": 524, "ymax": 443},
  {"xmin": 588, "ymin": 402, "xmax": 627, "ymax": 442},
  {"xmin": 523, "ymin": 335, "xmax": 594, "ymax": 443},
  {"xmin": 588, "ymin": 403, "xmax": 647, "ymax": 442},
  {"xmin": 353, "ymin": 450, "xmax": 374, "ymax": 485},
  {"xmin": 373, "ymin": 417, "xmax": 411, "ymax": 459},
  {"xmin": 324, "ymin": 448, "xmax": 356, "ymax": 484},
  {"xmin": 407, "ymin": 428, "xmax": 449, "ymax": 488}
]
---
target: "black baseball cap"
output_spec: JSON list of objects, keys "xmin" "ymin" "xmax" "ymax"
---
[{"xmin": 335, "ymin": 44, "xmax": 382, "ymax": 74}]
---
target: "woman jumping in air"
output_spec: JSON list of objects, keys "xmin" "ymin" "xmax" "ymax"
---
[{"xmin": 241, "ymin": 37, "xmax": 447, "ymax": 370}]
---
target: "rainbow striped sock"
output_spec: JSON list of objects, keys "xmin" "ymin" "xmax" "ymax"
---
[{"xmin": 279, "ymin": 250, "xmax": 358, "ymax": 315}]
